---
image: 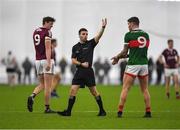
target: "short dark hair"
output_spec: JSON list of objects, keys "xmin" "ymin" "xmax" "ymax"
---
[
  {"xmin": 128, "ymin": 17, "xmax": 140, "ymax": 25},
  {"xmin": 78, "ymin": 28, "xmax": 88, "ymax": 35},
  {"xmin": 167, "ymin": 39, "xmax": 173, "ymax": 43},
  {"xmin": 43, "ymin": 16, "xmax": 55, "ymax": 25},
  {"xmin": 51, "ymin": 38, "xmax": 57, "ymax": 44}
]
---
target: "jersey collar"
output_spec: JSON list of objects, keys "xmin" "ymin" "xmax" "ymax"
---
[
  {"xmin": 167, "ymin": 48, "xmax": 173, "ymax": 51},
  {"xmin": 132, "ymin": 28, "xmax": 141, "ymax": 31},
  {"xmin": 79, "ymin": 40, "xmax": 88, "ymax": 45}
]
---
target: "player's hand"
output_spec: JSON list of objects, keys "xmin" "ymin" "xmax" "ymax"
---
[
  {"xmin": 102, "ymin": 18, "xmax": 107, "ymax": 28},
  {"xmin": 46, "ymin": 63, "xmax": 51, "ymax": 71},
  {"xmin": 164, "ymin": 63, "xmax": 169, "ymax": 68},
  {"xmin": 111, "ymin": 56, "xmax": 119, "ymax": 65},
  {"xmin": 175, "ymin": 63, "xmax": 179, "ymax": 68},
  {"xmin": 81, "ymin": 62, "xmax": 89, "ymax": 68}
]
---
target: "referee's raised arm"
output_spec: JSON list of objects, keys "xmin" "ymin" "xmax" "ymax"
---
[{"xmin": 94, "ymin": 18, "xmax": 107, "ymax": 43}]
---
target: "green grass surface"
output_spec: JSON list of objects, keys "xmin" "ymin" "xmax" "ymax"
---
[{"xmin": 0, "ymin": 84, "xmax": 180, "ymax": 129}]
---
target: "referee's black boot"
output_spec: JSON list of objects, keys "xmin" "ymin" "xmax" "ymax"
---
[
  {"xmin": 143, "ymin": 112, "xmax": 152, "ymax": 118},
  {"xmin": 97, "ymin": 109, "xmax": 106, "ymax": 116},
  {"xmin": 57, "ymin": 110, "xmax": 71, "ymax": 116}
]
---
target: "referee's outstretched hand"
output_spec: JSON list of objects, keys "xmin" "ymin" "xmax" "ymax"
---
[
  {"xmin": 102, "ymin": 18, "xmax": 107, "ymax": 28},
  {"xmin": 81, "ymin": 62, "xmax": 89, "ymax": 68}
]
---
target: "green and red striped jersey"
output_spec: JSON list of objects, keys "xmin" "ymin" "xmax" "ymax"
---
[{"xmin": 124, "ymin": 29, "xmax": 150, "ymax": 65}]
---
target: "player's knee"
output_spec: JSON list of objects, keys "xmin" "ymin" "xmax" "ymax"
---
[
  {"xmin": 91, "ymin": 90, "xmax": 99, "ymax": 96},
  {"xmin": 140, "ymin": 87, "xmax": 146, "ymax": 93},
  {"xmin": 174, "ymin": 78, "xmax": 179, "ymax": 85},
  {"xmin": 55, "ymin": 74, "xmax": 61, "ymax": 81},
  {"xmin": 122, "ymin": 86, "xmax": 129, "ymax": 93},
  {"xmin": 39, "ymin": 83, "xmax": 45, "ymax": 89},
  {"xmin": 70, "ymin": 88, "xmax": 78, "ymax": 96},
  {"xmin": 89, "ymin": 87, "xmax": 99, "ymax": 96},
  {"xmin": 57, "ymin": 76, "xmax": 61, "ymax": 82}
]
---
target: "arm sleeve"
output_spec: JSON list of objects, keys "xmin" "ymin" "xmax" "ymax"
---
[
  {"xmin": 146, "ymin": 33, "xmax": 150, "ymax": 40},
  {"xmin": 71, "ymin": 46, "xmax": 77, "ymax": 58},
  {"xmin": 124, "ymin": 33, "xmax": 129, "ymax": 45},
  {"xmin": 162, "ymin": 50, "xmax": 166, "ymax": 57},
  {"xmin": 45, "ymin": 30, "xmax": 52, "ymax": 39},
  {"xmin": 90, "ymin": 38, "xmax": 98, "ymax": 48},
  {"xmin": 175, "ymin": 50, "xmax": 179, "ymax": 56}
]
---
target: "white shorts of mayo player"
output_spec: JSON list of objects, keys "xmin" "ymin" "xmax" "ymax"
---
[
  {"xmin": 125, "ymin": 65, "xmax": 148, "ymax": 78},
  {"xmin": 35, "ymin": 59, "xmax": 55, "ymax": 75}
]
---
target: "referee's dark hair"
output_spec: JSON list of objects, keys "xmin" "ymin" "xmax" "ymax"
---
[
  {"xmin": 128, "ymin": 17, "xmax": 140, "ymax": 25},
  {"xmin": 79, "ymin": 28, "xmax": 88, "ymax": 35},
  {"xmin": 167, "ymin": 39, "xmax": 173, "ymax": 43},
  {"xmin": 43, "ymin": 16, "xmax": 55, "ymax": 25}
]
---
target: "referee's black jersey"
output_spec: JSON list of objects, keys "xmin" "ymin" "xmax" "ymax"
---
[{"xmin": 71, "ymin": 38, "xmax": 97, "ymax": 68}]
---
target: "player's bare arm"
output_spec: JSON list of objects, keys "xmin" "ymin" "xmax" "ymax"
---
[
  {"xmin": 94, "ymin": 18, "xmax": 107, "ymax": 43},
  {"xmin": 72, "ymin": 58, "xmax": 89, "ymax": 68},
  {"xmin": 176, "ymin": 55, "xmax": 179, "ymax": 68},
  {"xmin": 45, "ymin": 37, "xmax": 52, "ymax": 71},
  {"xmin": 159, "ymin": 55, "xmax": 163, "ymax": 64},
  {"xmin": 159, "ymin": 55, "xmax": 164, "ymax": 65},
  {"xmin": 159, "ymin": 55, "xmax": 169, "ymax": 68},
  {"xmin": 111, "ymin": 44, "xmax": 129, "ymax": 65}
]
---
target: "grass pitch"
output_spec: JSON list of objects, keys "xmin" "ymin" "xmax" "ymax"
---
[{"xmin": 0, "ymin": 84, "xmax": 180, "ymax": 129}]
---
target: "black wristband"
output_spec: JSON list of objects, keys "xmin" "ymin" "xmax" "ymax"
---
[{"xmin": 102, "ymin": 26, "xmax": 106, "ymax": 29}]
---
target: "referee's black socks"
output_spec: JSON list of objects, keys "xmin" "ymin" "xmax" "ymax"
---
[
  {"xmin": 95, "ymin": 95, "xmax": 105, "ymax": 111},
  {"xmin": 67, "ymin": 96, "xmax": 76, "ymax": 113}
]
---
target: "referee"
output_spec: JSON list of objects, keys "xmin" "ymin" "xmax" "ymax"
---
[{"xmin": 58, "ymin": 18, "xmax": 107, "ymax": 116}]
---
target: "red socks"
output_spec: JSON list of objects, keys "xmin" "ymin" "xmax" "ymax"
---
[
  {"xmin": 118, "ymin": 105, "xmax": 124, "ymax": 112},
  {"xmin": 146, "ymin": 107, "xmax": 151, "ymax": 113}
]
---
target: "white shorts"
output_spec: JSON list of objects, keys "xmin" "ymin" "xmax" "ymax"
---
[
  {"xmin": 125, "ymin": 65, "xmax": 148, "ymax": 78},
  {"xmin": 164, "ymin": 68, "xmax": 179, "ymax": 77},
  {"xmin": 35, "ymin": 59, "xmax": 55, "ymax": 75},
  {"xmin": 54, "ymin": 66, "xmax": 60, "ymax": 74}
]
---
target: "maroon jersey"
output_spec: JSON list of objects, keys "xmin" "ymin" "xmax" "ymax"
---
[
  {"xmin": 162, "ymin": 48, "xmax": 179, "ymax": 68},
  {"xmin": 33, "ymin": 27, "xmax": 53, "ymax": 60}
]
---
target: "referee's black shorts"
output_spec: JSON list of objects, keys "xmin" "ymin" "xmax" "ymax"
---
[
  {"xmin": 6, "ymin": 68, "xmax": 16, "ymax": 73},
  {"xmin": 72, "ymin": 67, "xmax": 96, "ymax": 88}
]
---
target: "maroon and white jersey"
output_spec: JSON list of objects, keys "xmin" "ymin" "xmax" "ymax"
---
[
  {"xmin": 162, "ymin": 48, "xmax": 179, "ymax": 68},
  {"xmin": 33, "ymin": 27, "xmax": 53, "ymax": 60}
]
